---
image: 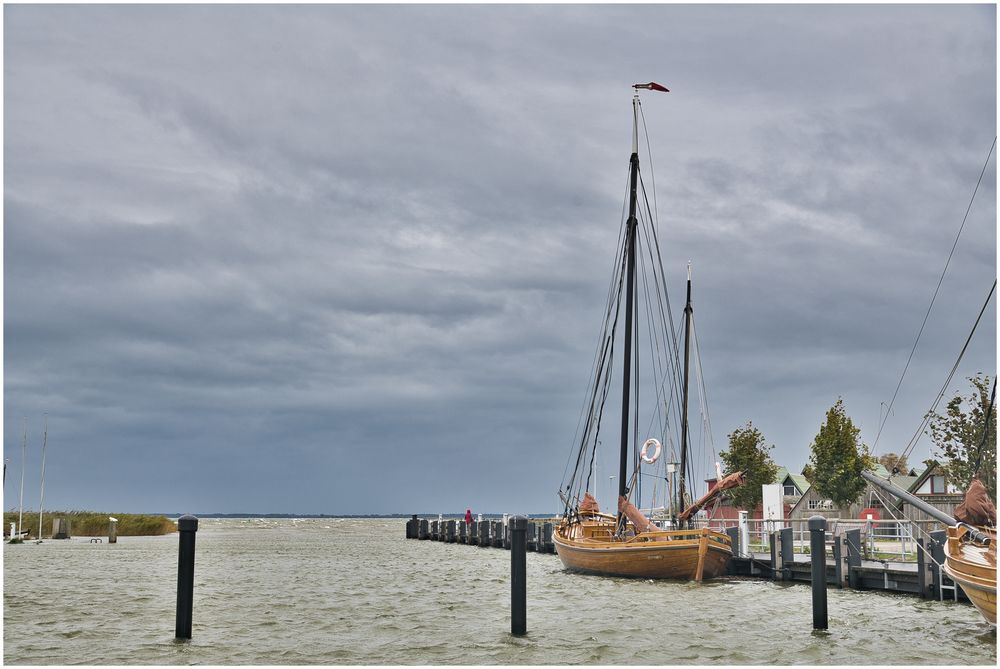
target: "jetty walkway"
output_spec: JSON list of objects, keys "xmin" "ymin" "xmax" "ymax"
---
[{"xmin": 404, "ymin": 515, "xmax": 971, "ymax": 606}]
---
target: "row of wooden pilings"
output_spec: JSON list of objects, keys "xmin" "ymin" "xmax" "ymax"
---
[{"xmin": 405, "ymin": 515, "xmax": 556, "ymax": 553}]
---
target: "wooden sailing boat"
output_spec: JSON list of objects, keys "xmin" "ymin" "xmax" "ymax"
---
[{"xmin": 553, "ymin": 84, "xmax": 741, "ymax": 581}]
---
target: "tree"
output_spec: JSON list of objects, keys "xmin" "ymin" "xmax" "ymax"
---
[
  {"xmin": 801, "ymin": 463, "xmax": 815, "ymax": 481},
  {"xmin": 807, "ymin": 399, "xmax": 873, "ymax": 509},
  {"xmin": 927, "ymin": 374, "xmax": 996, "ymax": 499},
  {"xmin": 719, "ymin": 421, "xmax": 779, "ymax": 512},
  {"xmin": 877, "ymin": 452, "xmax": 909, "ymax": 475}
]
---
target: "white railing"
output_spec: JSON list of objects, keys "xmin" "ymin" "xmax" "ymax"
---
[{"xmin": 688, "ymin": 517, "xmax": 949, "ymax": 562}]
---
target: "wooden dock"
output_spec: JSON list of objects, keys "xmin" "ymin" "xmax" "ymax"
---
[{"xmin": 405, "ymin": 516, "xmax": 971, "ymax": 606}]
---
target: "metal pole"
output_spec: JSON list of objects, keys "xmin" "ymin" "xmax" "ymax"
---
[
  {"xmin": 510, "ymin": 515, "xmax": 527, "ymax": 636},
  {"xmin": 809, "ymin": 515, "xmax": 828, "ymax": 629},
  {"xmin": 175, "ymin": 515, "xmax": 198, "ymax": 639}
]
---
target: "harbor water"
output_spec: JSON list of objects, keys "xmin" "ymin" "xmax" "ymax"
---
[{"xmin": 4, "ymin": 518, "xmax": 996, "ymax": 665}]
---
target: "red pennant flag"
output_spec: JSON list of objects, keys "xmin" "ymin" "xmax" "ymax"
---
[{"xmin": 633, "ymin": 82, "xmax": 670, "ymax": 93}]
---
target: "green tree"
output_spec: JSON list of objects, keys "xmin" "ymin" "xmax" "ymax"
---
[
  {"xmin": 719, "ymin": 421, "xmax": 779, "ymax": 512},
  {"xmin": 801, "ymin": 463, "xmax": 815, "ymax": 481},
  {"xmin": 807, "ymin": 399, "xmax": 873, "ymax": 509},
  {"xmin": 877, "ymin": 452, "xmax": 909, "ymax": 475},
  {"xmin": 926, "ymin": 374, "xmax": 996, "ymax": 499}
]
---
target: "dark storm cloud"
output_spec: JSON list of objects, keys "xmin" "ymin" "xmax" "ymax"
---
[{"xmin": 4, "ymin": 5, "xmax": 995, "ymax": 514}]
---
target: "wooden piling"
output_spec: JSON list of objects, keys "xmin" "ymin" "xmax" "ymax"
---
[
  {"xmin": 108, "ymin": 518, "xmax": 118, "ymax": 544},
  {"xmin": 469, "ymin": 520, "xmax": 478, "ymax": 544},
  {"xmin": 419, "ymin": 519, "xmax": 429, "ymax": 540},
  {"xmin": 431, "ymin": 520, "xmax": 439, "ymax": 541},
  {"xmin": 459, "ymin": 519, "xmax": 468, "ymax": 543},
  {"xmin": 478, "ymin": 520, "xmax": 490, "ymax": 547},
  {"xmin": 446, "ymin": 520, "xmax": 456, "ymax": 543}
]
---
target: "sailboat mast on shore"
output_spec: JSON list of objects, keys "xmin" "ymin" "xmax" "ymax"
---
[
  {"xmin": 18, "ymin": 418, "xmax": 26, "ymax": 537},
  {"xmin": 37, "ymin": 414, "xmax": 48, "ymax": 543}
]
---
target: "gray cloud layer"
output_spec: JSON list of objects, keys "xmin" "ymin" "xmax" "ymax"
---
[{"xmin": 4, "ymin": 5, "xmax": 995, "ymax": 514}]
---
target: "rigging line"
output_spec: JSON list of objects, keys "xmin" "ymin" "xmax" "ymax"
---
[
  {"xmin": 640, "ymin": 176, "xmax": 685, "ymax": 410},
  {"xmin": 637, "ymin": 101, "xmax": 659, "ymax": 245},
  {"xmin": 639, "ymin": 199, "xmax": 681, "ymax": 420},
  {"xmin": 575, "ymin": 243, "xmax": 631, "ymax": 499},
  {"xmin": 637, "ymin": 212, "xmax": 673, "ymax": 442},
  {"xmin": 638, "ymin": 174, "xmax": 685, "ymax": 437},
  {"xmin": 868, "ymin": 487, "xmax": 946, "ymax": 564},
  {"xmin": 970, "ymin": 377, "xmax": 996, "ymax": 478},
  {"xmin": 560, "ymin": 190, "xmax": 631, "ymax": 491},
  {"xmin": 873, "ymin": 136, "xmax": 997, "ymax": 454},
  {"xmin": 900, "ymin": 279, "xmax": 997, "ymax": 460},
  {"xmin": 638, "ymin": 236, "xmax": 667, "ymax": 441},
  {"xmin": 692, "ymin": 317, "xmax": 716, "ymax": 456}
]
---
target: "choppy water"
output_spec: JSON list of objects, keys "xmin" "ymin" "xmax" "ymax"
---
[{"xmin": 3, "ymin": 518, "xmax": 996, "ymax": 665}]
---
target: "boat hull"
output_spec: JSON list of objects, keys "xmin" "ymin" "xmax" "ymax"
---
[
  {"xmin": 943, "ymin": 525, "xmax": 997, "ymax": 626},
  {"xmin": 553, "ymin": 518, "xmax": 732, "ymax": 580}
]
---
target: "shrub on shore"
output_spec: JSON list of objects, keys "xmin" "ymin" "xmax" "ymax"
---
[{"xmin": 3, "ymin": 511, "xmax": 176, "ymax": 538}]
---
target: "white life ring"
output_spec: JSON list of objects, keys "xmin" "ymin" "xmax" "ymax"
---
[{"xmin": 640, "ymin": 438, "xmax": 662, "ymax": 464}]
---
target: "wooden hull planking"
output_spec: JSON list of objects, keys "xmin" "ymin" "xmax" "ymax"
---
[
  {"xmin": 553, "ymin": 517, "xmax": 732, "ymax": 580},
  {"xmin": 944, "ymin": 525, "xmax": 997, "ymax": 626}
]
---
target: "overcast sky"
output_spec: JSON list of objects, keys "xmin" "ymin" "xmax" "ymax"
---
[{"xmin": 4, "ymin": 5, "xmax": 996, "ymax": 515}]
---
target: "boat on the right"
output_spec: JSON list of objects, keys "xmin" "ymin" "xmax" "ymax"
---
[{"xmin": 863, "ymin": 470, "xmax": 996, "ymax": 626}]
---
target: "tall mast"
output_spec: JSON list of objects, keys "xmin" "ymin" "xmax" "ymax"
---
[
  {"xmin": 37, "ymin": 415, "xmax": 47, "ymax": 542},
  {"xmin": 679, "ymin": 262, "xmax": 692, "ymax": 521},
  {"xmin": 18, "ymin": 418, "xmax": 26, "ymax": 537},
  {"xmin": 617, "ymin": 94, "xmax": 640, "ymax": 528}
]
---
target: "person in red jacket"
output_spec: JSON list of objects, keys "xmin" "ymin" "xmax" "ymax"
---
[{"xmin": 464, "ymin": 509, "xmax": 473, "ymax": 526}]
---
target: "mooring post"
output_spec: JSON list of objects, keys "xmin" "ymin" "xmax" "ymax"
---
[
  {"xmin": 916, "ymin": 536, "xmax": 933, "ymax": 599},
  {"xmin": 109, "ymin": 518, "xmax": 118, "ymax": 544},
  {"xmin": 469, "ymin": 520, "xmax": 478, "ymax": 544},
  {"xmin": 478, "ymin": 520, "xmax": 490, "ymax": 547},
  {"xmin": 175, "ymin": 515, "xmax": 198, "ymax": 640},
  {"xmin": 419, "ymin": 518, "xmax": 429, "ymax": 540},
  {"xmin": 510, "ymin": 515, "xmax": 527, "ymax": 636},
  {"xmin": 779, "ymin": 527, "xmax": 794, "ymax": 580},
  {"xmin": 808, "ymin": 515, "xmax": 828, "ymax": 629},
  {"xmin": 769, "ymin": 531, "xmax": 780, "ymax": 579},
  {"xmin": 845, "ymin": 528, "xmax": 862, "ymax": 589},
  {"xmin": 725, "ymin": 526, "xmax": 740, "ymax": 557},
  {"xmin": 832, "ymin": 534, "xmax": 844, "ymax": 588},
  {"xmin": 928, "ymin": 529, "xmax": 946, "ymax": 599},
  {"xmin": 459, "ymin": 519, "xmax": 468, "ymax": 543}
]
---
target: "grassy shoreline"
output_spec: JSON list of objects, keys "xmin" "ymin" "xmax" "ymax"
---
[{"xmin": 4, "ymin": 511, "xmax": 175, "ymax": 538}]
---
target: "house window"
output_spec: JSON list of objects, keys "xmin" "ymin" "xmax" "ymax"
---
[
  {"xmin": 931, "ymin": 475, "xmax": 946, "ymax": 494},
  {"xmin": 809, "ymin": 499, "xmax": 836, "ymax": 510},
  {"xmin": 783, "ymin": 483, "xmax": 798, "ymax": 496}
]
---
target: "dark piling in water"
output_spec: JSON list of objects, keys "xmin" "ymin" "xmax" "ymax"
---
[
  {"xmin": 510, "ymin": 515, "xmax": 527, "ymax": 636},
  {"xmin": 808, "ymin": 515, "xmax": 828, "ymax": 630},
  {"xmin": 175, "ymin": 515, "xmax": 198, "ymax": 640}
]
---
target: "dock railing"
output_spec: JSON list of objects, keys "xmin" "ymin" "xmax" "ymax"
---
[{"xmin": 689, "ymin": 517, "xmax": 949, "ymax": 562}]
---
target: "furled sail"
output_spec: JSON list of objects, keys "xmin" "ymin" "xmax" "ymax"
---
[
  {"xmin": 677, "ymin": 470, "xmax": 746, "ymax": 522},
  {"xmin": 954, "ymin": 478, "xmax": 997, "ymax": 527}
]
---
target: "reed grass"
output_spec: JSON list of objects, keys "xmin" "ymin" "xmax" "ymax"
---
[{"xmin": 3, "ymin": 511, "xmax": 176, "ymax": 538}]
